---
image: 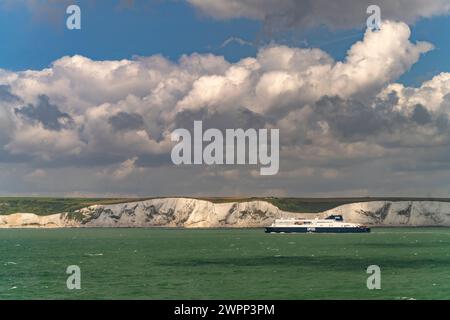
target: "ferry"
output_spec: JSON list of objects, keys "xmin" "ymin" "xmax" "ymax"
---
[{"xmin": 265, "ymin": 215, "xmax": 370, "ymax": 233}]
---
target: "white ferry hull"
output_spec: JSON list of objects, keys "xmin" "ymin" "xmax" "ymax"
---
[{"xmin": 265, "ymin": 226, "xmax": 371, "ymax": 233}]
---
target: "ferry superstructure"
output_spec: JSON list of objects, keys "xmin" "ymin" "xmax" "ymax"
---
[{"xmin": 265, "ymin": 215, "xmax": 370, "ymax": 233}]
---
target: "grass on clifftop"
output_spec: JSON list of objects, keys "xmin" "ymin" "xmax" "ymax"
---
[
  {"xmin": 2, "ymin": 196, "xmax": 450, "ymax": 216},
  {"xmin": 0, "ymin": 197, "xmax": 148, "ymax": 216},
  {"xmin": 197, "ymin": 196, "xmax": 450, "ymax": 213}
]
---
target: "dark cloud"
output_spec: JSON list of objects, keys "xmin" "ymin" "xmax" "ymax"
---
[
  {"xmin": 174, "ymin": 107, "xmax": 268, "ymax": 133},
  {"xmin": 313, "ymin": 95, "xmax": 449, "ymax": 143},
  {"xmin": 412, "ymin": 104, "xmax": 432, "ymax": 125},
  {"xmin": 108, "ymin": 112, "xmax": 145, "ymax": 132},
  {"xmin": 14, "ymin": 95, "xmax": 74, "ymax": 131},
  {"xmin": 189, "ymin": 0, "xmax": 450, "ymax": 32},
  {"xmin": 436, "ymin": 114, "xmax": 450, "ymax": 133},
  {"xmin": 314, "ymin": 95, "xmax": 393, "ymax": 140},
  {"xmin": 135, "ymin": 153, "xmax": 173, "ymax": 168},
  {"xmin": 0, "ymin": 85, "xmax": 20, "ymax": 103},
  {"xmin": 0, "ymin": 151, "xmax": 31, "ymax": 164}
]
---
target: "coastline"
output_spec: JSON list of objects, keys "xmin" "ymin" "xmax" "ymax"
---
[{"xmin": 1, "ymin": 198, "xmax": 450, "ymax": 228}]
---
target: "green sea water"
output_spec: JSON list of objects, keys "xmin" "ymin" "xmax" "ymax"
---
[{"xmin": 0, "ymin": 228, "xmax": 449, "ymax": 300}]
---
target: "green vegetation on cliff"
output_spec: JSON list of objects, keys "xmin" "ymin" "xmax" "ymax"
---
[
  {"xmin": 0, "ymin": 197, "xmax": 146, "ymax": 216},
  {"xmin": 1, "ymin": 196, "xmax": 450, "ymax": 216}
]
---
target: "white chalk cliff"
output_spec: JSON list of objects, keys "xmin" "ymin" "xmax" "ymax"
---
[
  {"xmin": 0, "ymin": 212, "xmax": 77, "ymax": 228},
  {"xmin": 72, "ymin": 198, "xmax": 296, "ymax": 228},
  {"xmin": 320, "ymin": 201, "xmax": 450, "ymax": 226},
  {"xmin": 1, "ymin": 198, "xmax": 450, "ymax": 228}
]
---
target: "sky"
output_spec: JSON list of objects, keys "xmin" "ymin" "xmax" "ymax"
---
[{"xmin": 1, "ymin": 0, "xmax": 450, "ymax": 197}]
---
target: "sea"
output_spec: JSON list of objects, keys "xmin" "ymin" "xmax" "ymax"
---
[{"xmin": 0, "ymin": 228, "xmax": 449, "ymax": 299}]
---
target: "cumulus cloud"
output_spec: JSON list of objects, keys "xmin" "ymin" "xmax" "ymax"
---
[
  {"xmin": 188, "ymin": 0, "xmax": 450, "ymax": 30},
  {"xmin": 380, "ymin": 72, "xmax": 450, "ymax": 113},
  {"xmin": 1, "ymin": 21, "xmax": 450, "ymax": 196}
]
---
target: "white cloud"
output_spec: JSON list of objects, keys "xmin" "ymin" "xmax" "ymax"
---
[
  {"xmin": 5, "ymin": 126, "xmax": 84, "ymax": 160},
  {"xmin": 1, "ymin": 21, "xmax": 450, "ymax": 195},
  {"xmin": 380, "ymin": 72, "xmax": 450, "ymax": 113},
  {"xmin": 112, "ymin": 157, "xmax": 142, "ymax": 180}
]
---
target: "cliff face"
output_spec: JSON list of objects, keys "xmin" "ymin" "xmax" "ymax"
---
[
  {"xmin": 0, "ymin": 198, "xmax": 292, "ymax": 228},
  {"xmin": 1, "ymin": 198, "xmax": 450, "ymax": 228},
  {"xmin": 0, "ymin": 213, "xmax": 70, "ymax": 228},
  {"xmin": 73, "ymin": 198, "xmax": 291, "ymax": 228},
  {"xmin": 320, "ymin": 201, "xmax": 450, "ymax": 226}
]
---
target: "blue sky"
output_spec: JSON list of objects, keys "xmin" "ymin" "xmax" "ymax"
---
[
  {"xmin": 0, "ymin": 1, "xmax": 259, "ymax": 69},
  {"xmin": 1, "ymin": 1, "xmax": 449, "ymax": 87}
]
